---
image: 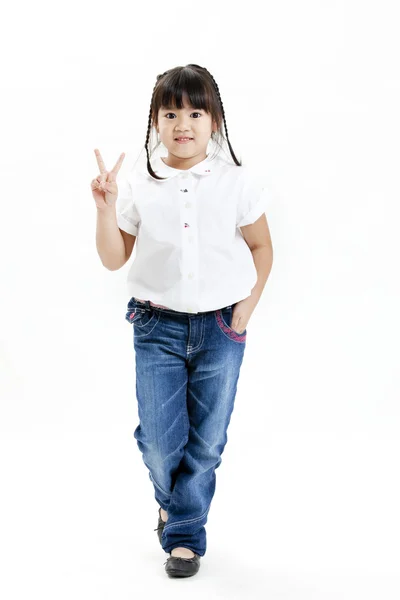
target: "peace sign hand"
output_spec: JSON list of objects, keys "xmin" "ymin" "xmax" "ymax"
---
[{"xmin": 91, "ymin": 149, "xmax": 125, "ymax": 210}]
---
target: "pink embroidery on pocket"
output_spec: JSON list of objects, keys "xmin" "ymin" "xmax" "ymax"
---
[
  {"xmin": 129, "ymin": 311, "xmax": 136, "ymax": 320},
  {"xmin": 216, "ymin": 310, "xmax": 246, "ymax": 342}
]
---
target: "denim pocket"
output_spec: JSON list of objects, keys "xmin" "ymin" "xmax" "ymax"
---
[
  {"xmin": 133, "ymin": 309, "xmax": 157, "ymax": 328},
  {"xmin": 125, "ymin": 297, "xmax": 160, "ymax": 332},
  {"xmin": 215, "ymin": 307, "xmax": 247, "ymax": 343},
  {"xmin": 125, "ymin": 302, "xmax": 146, "ymax": 324}
]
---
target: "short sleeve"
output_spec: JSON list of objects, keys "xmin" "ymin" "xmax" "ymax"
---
[
  {"xmin": 115, "ymin": 176, "xmax": 140, "ymax": 236},
  {"xmin": 236, "ymin": 167, "xmax": 268, "ymax": 228}
]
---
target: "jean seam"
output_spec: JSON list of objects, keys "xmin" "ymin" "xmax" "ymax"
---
[
  {"xmin": 187, "ymin": 314, "xmax": 206, "ymax": 354},
  {"xmin": 149, "ymin": 471, "xmax": 171, "ymax": 498},
  {"xmin": 162, "ymin": 506, "xmax": 210, "ymax": 531}
]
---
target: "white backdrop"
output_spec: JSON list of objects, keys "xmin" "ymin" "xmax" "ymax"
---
[{"xmin": 1, "ymin": 0, "xmax": 399, "ymax": 598}]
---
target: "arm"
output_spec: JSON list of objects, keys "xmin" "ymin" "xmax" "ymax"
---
[
  {"xmin": 240, "ymin": 213, "xmax": 273, "ymax": 308},
  {"xmin": 96, "ymin": 206, "xmax": 134, "ymax": 271}
]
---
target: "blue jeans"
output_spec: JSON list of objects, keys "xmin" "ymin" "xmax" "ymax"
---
[{"xmin": 125, "ymin": 296, "xmax": 247, "ymax": 556}]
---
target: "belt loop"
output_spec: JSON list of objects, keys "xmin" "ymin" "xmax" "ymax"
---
[{"xmin": 145, "ymin": 300, "xmax": 151, "ymax": 309}]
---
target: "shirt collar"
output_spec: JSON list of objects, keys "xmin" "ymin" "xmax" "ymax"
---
[{"xmin": 150, "ymin": 154, "xmax": 216, "ymax": 179}]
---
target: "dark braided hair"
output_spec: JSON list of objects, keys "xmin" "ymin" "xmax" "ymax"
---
[{"xmin": 144, "ymin": 64, "xmax": 242, "ymax": 180}]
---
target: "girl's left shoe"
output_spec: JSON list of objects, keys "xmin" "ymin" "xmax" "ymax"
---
[
  {"xmin": 154, "ymin": 507, "xmax": 166, "ymax": 546},
  {"xmin": 164, "ymin": 553, "xmax": 201, "ymax": 577}
]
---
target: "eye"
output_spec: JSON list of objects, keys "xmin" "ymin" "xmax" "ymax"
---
[{"xmin": 165, "ymin": 112, "xmax": 202, "ymax": 119}]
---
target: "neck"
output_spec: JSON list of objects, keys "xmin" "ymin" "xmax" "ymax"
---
[{"xmin": 161, "ymin": 152, "xmax": 208, "ymax": 170}]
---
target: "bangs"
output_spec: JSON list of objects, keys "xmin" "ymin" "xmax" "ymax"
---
[{"xmin": 154, "ymin": 70, "xmax": 213, "ymax": 114}]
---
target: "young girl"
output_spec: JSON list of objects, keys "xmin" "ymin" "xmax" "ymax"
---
[{"xmin": 92, "ymin": 64, "xmax": 273, "ymax": 578}]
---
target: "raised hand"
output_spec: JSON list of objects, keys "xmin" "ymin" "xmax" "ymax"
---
[{"xmin": 91, "ymin": 149, "xmax": 125, "ymax": 210}]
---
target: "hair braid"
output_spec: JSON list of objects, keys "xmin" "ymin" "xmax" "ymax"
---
[
  {"xmin": 144, "ymin": 71, "xmax": 170, "ymax": 180},
  {"xmin": 200, "ymin": 67, "xmax": 241, "ymax": 166}
]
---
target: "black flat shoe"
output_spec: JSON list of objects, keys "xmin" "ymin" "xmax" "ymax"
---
[
  {"xmin": 154, "ymin": 507, "xmax": 166, "ymax": 546},
  {"xmin": 164, "ymin": 552, "xmax": 201, "ymax": 578}
]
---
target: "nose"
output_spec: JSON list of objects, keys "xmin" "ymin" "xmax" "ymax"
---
[{"xmin": 175, "ymin": 119, "xmax": 192, "ymax": 133}]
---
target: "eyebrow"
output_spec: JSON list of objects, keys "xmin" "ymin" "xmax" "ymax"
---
[{"xmin": 161, "ymin": 106, "xmax": 202, "ymax": 111}]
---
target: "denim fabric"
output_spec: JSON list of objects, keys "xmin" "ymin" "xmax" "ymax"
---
[{"xmin": 125, "ymin": 296, "xmax": 247, "ymax": 556}]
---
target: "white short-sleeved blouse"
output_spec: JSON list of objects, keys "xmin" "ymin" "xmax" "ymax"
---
[{"xmin": 116, "ymin": 153, "xmax": 268, "ymax": 313}]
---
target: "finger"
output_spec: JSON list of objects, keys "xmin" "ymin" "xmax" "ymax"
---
[
  {"xmin": 96, "ymin": 173, "xmax": 109, "ymax": 187},
  {"xmin": 91, "ymin": 178, "xmax": 102, "ymax": 189},
  {"xmin": 232, "ymin": 314, "xmax": 241, "ymax": 329},
  {"xmin": 94, "ymin": 149, "xmax": 107, "ymax": 174},
  {"xmin": 109, "ymin": 152, "xmax": 125, "ymax": 180},
  {"xmin": 91, "ymin": 177, "xmax": 105, "ymax": 191}
]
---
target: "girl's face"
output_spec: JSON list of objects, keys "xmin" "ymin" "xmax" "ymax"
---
[{"xmin": 156, "ymin": 94, "xmax": 218, "ymax": 166}]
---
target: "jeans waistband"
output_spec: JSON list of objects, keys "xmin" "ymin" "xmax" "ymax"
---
[{"xmin": 133, "ymin": 297, "xmax": 232, "ymax": 317}]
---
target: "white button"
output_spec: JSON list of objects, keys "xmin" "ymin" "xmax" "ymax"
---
[
  {"xmin": 185, "ymin": 202, "xmax": 192, "ymax": 208},
  {"xmin": 188, "ymin": 272, "xmax": 194, "ymax": 279},
  {"xmin": 181, "ymin": 173, "xmax": 189, "ymax": 179}
]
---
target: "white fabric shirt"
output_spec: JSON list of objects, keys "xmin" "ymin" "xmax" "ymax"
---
[{"xmin": 116, "ymin": 153, "xmax": 268, "ymax": 313}]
